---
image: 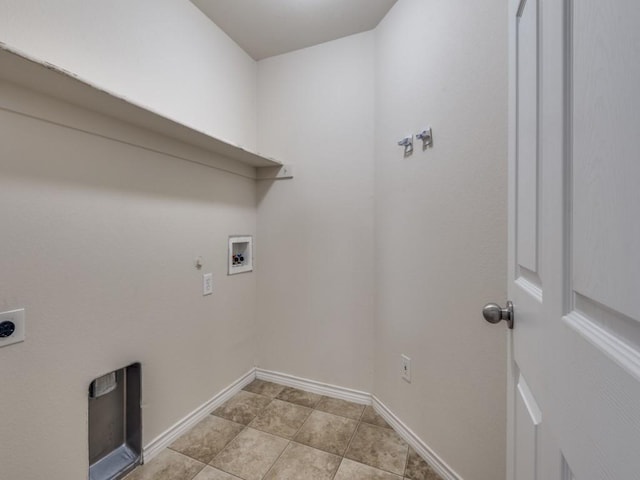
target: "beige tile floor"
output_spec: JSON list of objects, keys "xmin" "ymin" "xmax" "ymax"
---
[{"xmin": 125, "ymin": 379, "xmax": 443, "ymax": 480}]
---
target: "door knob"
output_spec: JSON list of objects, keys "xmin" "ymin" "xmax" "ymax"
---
[{"xmin": 482, "ymin": 301, "xmax": 514, "ymax": 329}]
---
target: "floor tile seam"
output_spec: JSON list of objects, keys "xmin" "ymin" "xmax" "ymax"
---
[
  {"xmin": 248, "ymin": 395, "xmax": 276, "ymax": 427},
  {"xmin": 335, "ymin": 458, "xmax": 406, "ymax": 480},
  {"xmin": 327, "ymin": 450, "xmax": 348, "ymax": 480},
  {"xmin": 361, "ymin": 406, "xmax": 394, "ymax": 430},
  {"xmin": 338, "ymin": 403, "xmax": 368, "ymax": 460},
  {"xmin": 209, "ymin": 461, "xmax": 250, "ymax": 480},
  {"xmin": 308, "ymin": 393, "xmax": 323, "ymax": 409},
  {"xmin": 361, "ymin": 418, "xmax": 393, "ymax": 430},
  {"xmin": 358, "ymin": 458, "xmax": 408, "ymax": 478},
  {"xmin": 169, "ymin": 415, "xmax": 249, "ymax": 465},
  {"xmin": 360, "ymin": 419, "xmax": 412, "ymax": 457},
  {"xmin": 285, "ymin": 440, "xmax": 343, "ymax": 480},
  {"xmin": 208, "ymin": 410, "xmax": 251, "ymax": 429},
  {"xmin": 403, "ymin": 444, "xmax": 412, "ymax": 479},
  {"xmin": 276, "ymin": 392, "xmax": 323, "ymax": 410},
  {"xmin": 266, "ymin": 381, "xmax": 324, "ymax": 408},
  {"xmin": 206, "ymin": 425, "xmax": 251, "ymax": 473},
  {"xmin": 342, "ymin": 405, "xmax": 366, "ymax": 444},
  {"xmin": 211, "ymin": 391, "xmax": 274, "ymax": 426},
  {"xmin": 246, "ymin": 399, "xmax": 314, "ymax": 441},
  {"xmin": 171, "ymin": 407, "xmax": 249, "ymax": 460},
  {"xmin": 372, "ymin": 441, "xmax": 411, "ymax": 477},
  {"xmin": 258, "ymin": 437, "xmax": 293, "ymax": 480},
  {"xmin": 314, "ymin": 400, "xmax": 367, "ymax": 421},
  {"xmin": 344, "ymin": 421, "xmax": 410, "ymax": 478},
  {"xmin": 242, "ymin": 385, "xmax": 285, "ymax": 401},
  {"xmin": 286, "ymin": 402, "xmax": 318, "ymax": 442},
  {"xmin": 293, "ymin": 407, "xmax": 361, "ymax": 457},
  {"xmin": 341, "ymin": 418, "xmax": 363, "ymax": 464},
  {"xmin": 166, "ymin": 449, "xmax": 207, "ymax": 480}
]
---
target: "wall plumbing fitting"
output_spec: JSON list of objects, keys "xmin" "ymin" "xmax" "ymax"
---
[
  {"xmin": 416, "ymin": 128, "xmax": 433, "ymax": 149},
  {"xmin": 398, "ymin": 136, "xmax": 413, "ymax": 156}
]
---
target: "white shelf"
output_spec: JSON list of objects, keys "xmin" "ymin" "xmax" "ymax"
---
[{"xmin": 0, "ymin": 43, "xmax": 282, "ymax": 169}]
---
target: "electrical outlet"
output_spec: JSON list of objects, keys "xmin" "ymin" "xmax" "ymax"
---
[
  {"xmin": 0, "ymin": 308, "xmax": 25, "ymax": 349},
  {"xmin": 203, "ymin": 273, "xmax": 213, "ymax": 296},
  {"xmin": 401, "ymin": 354, "xmax": 411, "ymax": 383}
]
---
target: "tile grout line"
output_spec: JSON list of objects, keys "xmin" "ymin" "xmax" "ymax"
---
[
  {"xmin": 167, "ymin": 449, "xmax": 207, "ymax": 480},
  {"xmin": 242, "ymin": 388, "xmax": 282, "ymax": 480},
  {"xmin": 208, "ymin": 388, "xmax": 277, "ymax": 480},
  {"xmin": 328, "ymin": 399, "xmax": 366, "ymax": 480},
  {"xmin": 259, "ymin": 402, "xmax": 296, "ymax": 480},
  {"xmin": 245, "ymin": 384, "xmax": 293, "ymax": 480},
  {"xmin": 262, "ymin": 389, "xmax": 344, "ymax": 480},
  {"xmin": 163, "ymin": 382, "xmax": 405, "ymax": 480},
  {"xmin": 328, "ymin": 402, "xmax": 368, "ymax": 480},
  {"xmin": 404, "ymin": 441, "xmax": 411, "ymax": 479},
  {"xmin": 347, "ymin": 419, "xmax": 411, "ymax": 478}
]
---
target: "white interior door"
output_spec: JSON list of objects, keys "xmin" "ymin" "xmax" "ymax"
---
[{"xmin": 505, "ymin": 1, "xmax": 640, "ymax": 479}]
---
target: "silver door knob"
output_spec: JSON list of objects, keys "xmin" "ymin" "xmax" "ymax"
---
[{"xmin": 482, "ymin": 301, "xmax": 514, "ymax": 329}]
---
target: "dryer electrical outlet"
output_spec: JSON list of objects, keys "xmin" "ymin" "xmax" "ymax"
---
[{"xmin": 0, "ymin": 308, "xmax": 25, "ymax": 348}]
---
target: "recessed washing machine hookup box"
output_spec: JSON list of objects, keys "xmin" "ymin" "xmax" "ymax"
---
[
  {"xmin": 228, "ymin": 235, "xmax": 253, "ymax": 275},
  {"xmin": 88, "ymin": 363, "xmax": 141, "ymax": 480}
]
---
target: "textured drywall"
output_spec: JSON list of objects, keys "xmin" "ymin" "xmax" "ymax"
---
[
  {"xmin": 373, "ymin": 1, "xmax": 508, "ymax": 479},
  {"xmin": 0, "ymin": 105, "xmax": 258, "ymax": 479},
  {"xmin": 0, "ymin": 1, "xmax": 260, "ymax": 477},
  {"xmin": 256, "ymin": 32, "xmax": 376, "ymax": 392}
]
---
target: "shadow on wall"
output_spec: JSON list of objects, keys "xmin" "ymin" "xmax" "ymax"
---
[{"xmin": 0, "ymin": 110, "xmax": 256, "ymax": 209}]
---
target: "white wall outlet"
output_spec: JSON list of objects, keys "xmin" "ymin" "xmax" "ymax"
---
[
  {"xmin": 203, "ymin": 273, "xmax": 213, "ymax": 296},
  {"xmin": 401, "ymin": 354, "xmax": 411, "ymax": 383},
  {"xmin": 0, "ymin": 308, "xmax": 26, "ymax": 348}
]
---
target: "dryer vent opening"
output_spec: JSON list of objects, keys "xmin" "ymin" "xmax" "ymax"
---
[{"xmin": 88, "ymin": 363, "xmax": 141, "ymax": 480}]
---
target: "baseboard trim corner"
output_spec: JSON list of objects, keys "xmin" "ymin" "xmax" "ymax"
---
[
  {"xmin": 372, "ymin": 395, "xmax": 463, "ymax": 480},
  {"xmin": 141, "ymin": 368, "xmax": 462, "ymax": 480},
  {"xmin": 255, "ymin": 368, "xmax": 371, "ymax": 405},
  {"xmin": 143, "ymin": 368, "xmax": 256, "ymax": 462}
]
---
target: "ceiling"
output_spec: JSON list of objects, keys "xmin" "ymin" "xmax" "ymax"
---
[{"xmin": 191, "ymin": 0, "xmax": 398, "ymax": 60}]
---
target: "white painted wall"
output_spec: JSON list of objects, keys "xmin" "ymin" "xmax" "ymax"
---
[
  {"xmin": 0, "ymin": 1, "xmax": 260, "ymax": 478},
  {"xmin": 0, "ymin": 0, "xmax": 257, "ymax": 149},
  {"xmin": 373, "ymin": 1, "xmax": 508, "ymax": 479},
  {"xmin": 256, "ymin": 32, "xmax": 375, "ymax": 392},
  {"xmin": 0, "ymin": 101, "xmax": 258, "ymax": 479}
]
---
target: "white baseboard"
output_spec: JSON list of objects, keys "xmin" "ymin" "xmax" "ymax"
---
[
  {"xmin": 372, "ymin": 395, "xmax": 463, "ymax": 480},
  {"xmin": 255, "ymin": 368, "xmax": 371, "ymax": 405},
  {"xmin": 142, "ymin": 368, "xmax": 256, "ymax": 462}
]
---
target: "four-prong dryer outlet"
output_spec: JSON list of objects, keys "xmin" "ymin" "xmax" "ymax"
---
[
  {"xmin": 228, "ymin": 236, "xmax": 253, "ymax": 275},
  {"xmin": 0, "ymin": 308, "xmax": 25, "ymax": 349}
]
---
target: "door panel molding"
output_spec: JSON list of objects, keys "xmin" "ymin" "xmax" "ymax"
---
[
  {"xmin": 517, "ymin": 374, "xmax": 542, "ymax": 426},
  {"xmin": 563, "ymin": 311, "xmax": 640, "ymax": 383},
  {"xmin": 515, "ymin": 0, "xmax": 542, "ymax": 290},
  {"xmin": 563, "ymin": 0, "xmax": 640, "ymax": 382},
  {"xmin": 561, "ymin": 456, "xmax": 575, "ymax": 480},
  {"xmin": 569, "ymin": 0, "xmax": 640, "ymax": 322},
  {"xmin": 515, "ymin": 270, "xmax": 543, "ymax": 303},
  {"xmin": 515, "ymin": 374, "xmax": 541, "ymax": 480}
]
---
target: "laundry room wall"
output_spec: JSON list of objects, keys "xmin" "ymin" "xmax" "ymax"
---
[
  {"xmin": 0, "ymin": 1, "xmax": 261, "ymax": 477},
  {"xmin": 373, "ymin": 1, "xmax": 508, "ymax": 479},
  {"xmin": 256, "ymin": 31, "xmax": 376, "ymax": 392}
]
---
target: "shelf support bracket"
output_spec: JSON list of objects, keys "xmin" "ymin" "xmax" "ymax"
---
[{"xmin": 256, "ymin": 165, "xmax": 294, "ymax": 181}]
